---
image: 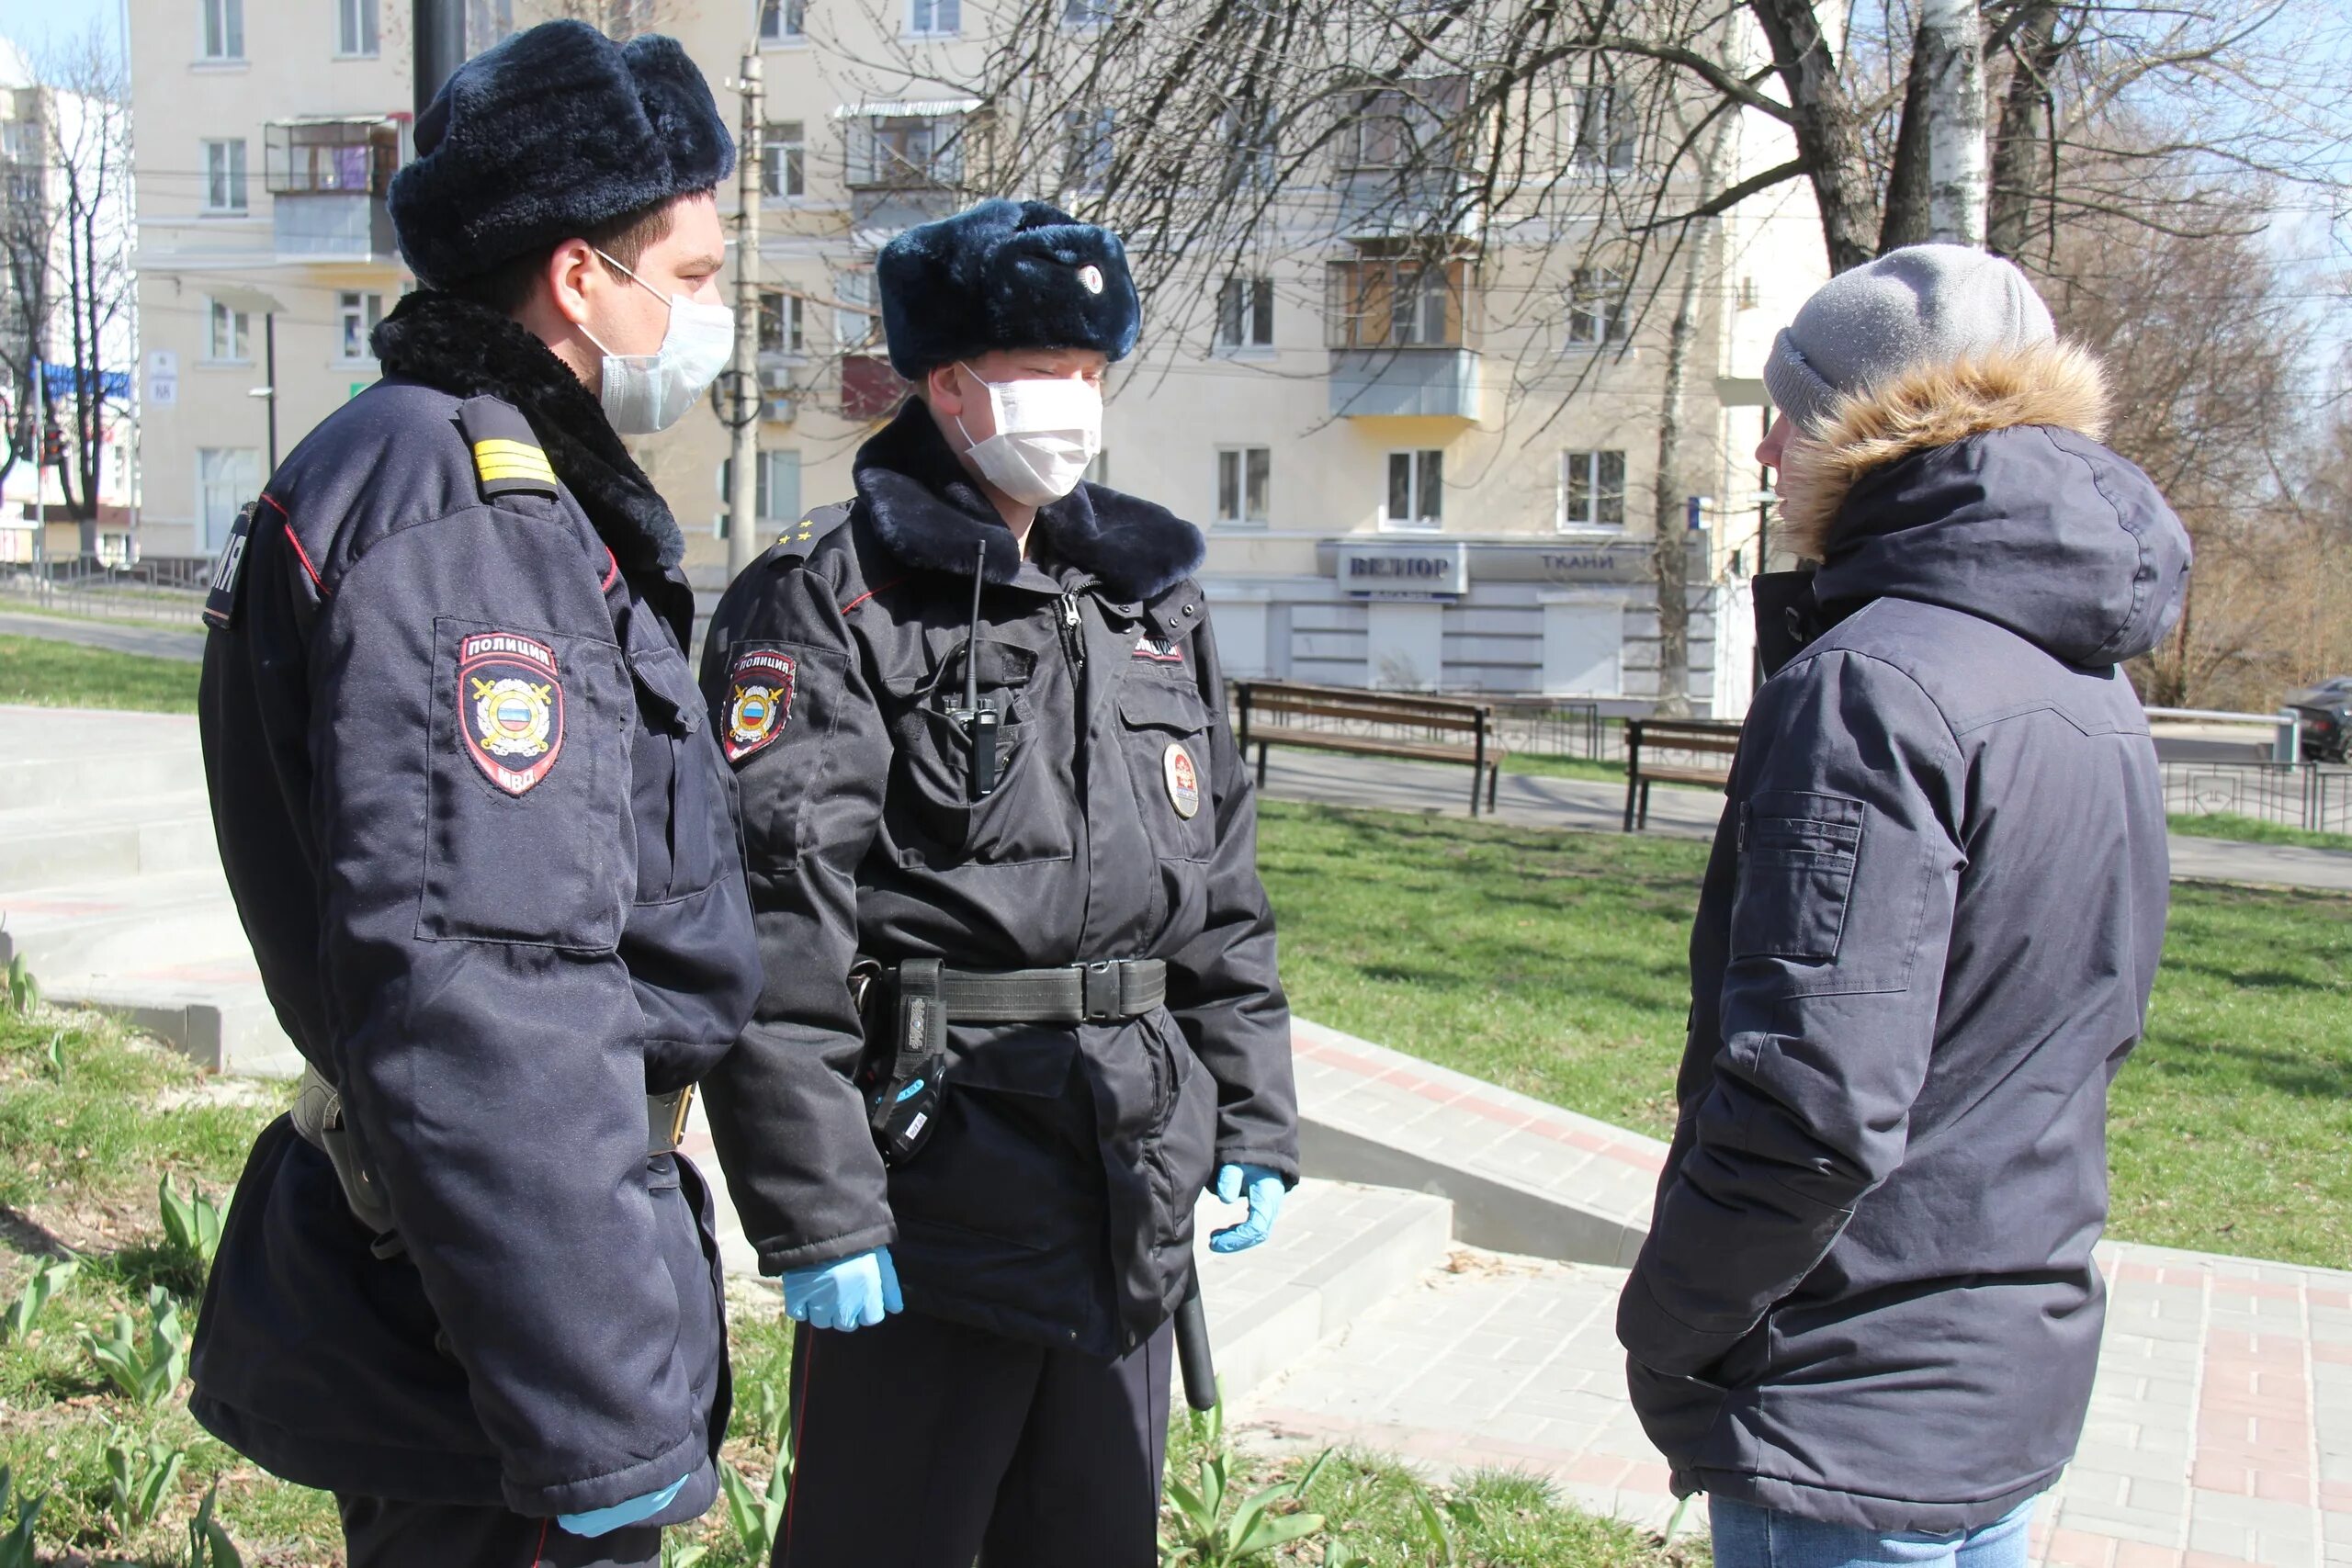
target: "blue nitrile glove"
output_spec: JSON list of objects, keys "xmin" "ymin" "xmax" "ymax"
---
[
  {"xmin": 558, "ymin": 1473, "xmax": 687, "ymax": 1538},
  {"xmin": 782, "ymin": 1246, "xmax": 903, "ymax": 1331},
  {"xmin": 1210, "ymin": 1164, "xmax": 1286, "ymax": 1253}
]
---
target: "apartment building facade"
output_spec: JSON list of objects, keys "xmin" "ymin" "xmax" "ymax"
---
[{"xmin": 128, "ymin": 0, "xmax": 1821, "ymax": 712}]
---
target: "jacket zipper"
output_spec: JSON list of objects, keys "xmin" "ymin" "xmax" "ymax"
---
[{"xmin": 1058, "ymin": 592, "xmax": 1087, "ymax": 671}]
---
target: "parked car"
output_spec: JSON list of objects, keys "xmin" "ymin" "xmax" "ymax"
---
[{"xmin": 2290, "ymin": 678, "xmax": 2352, "ymax": 762}]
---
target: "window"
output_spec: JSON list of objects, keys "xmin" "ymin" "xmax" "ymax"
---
[
  {"xmin": 1063, "ymin": 0, "xmax": 1112, "ymax": 25},
  {"xmin": 1385, "ymin": 449, "xmax": 1442, "ymax": 530},
  {"xmin": 198, "ymin": 447, "xmax": 260, "ymax": 553},
  {"xmin": 846, "ymin": 114, "xmax": 965, "ymax": 188},
  {"xmin": 1566, "ymin": 268, "xmax": 1626, "ymax": 347},
  {"xmin": 1559, "ymin": 450, "xmax": 1627, "ymax": 529},
  {"xmin": 203, "ymin": 139, "xmax": 248, "ymax": 212},
  {"xmin": 718, "ymin": 449, "xmax": 803, "ymax": 537},
  {"xmin": 201, "ymin": 0, "xmax": 244, "ymax": 60},
  {"xmin": 759, "ymin": 0, "xmax": 807, "ymax": 41},
  {"xmin": 1216, "ymin": 277, "xmax": 1273, "ymax": 350},
  {"xmin": 834, "ymin": 268, "xmax": 878, "ymax": 351},
  {"xmin": 759, "ymin": 289, "xmax": 805, "ymax": 354},
  {"xmin": 908, "ymin": 0, "xmax": 959, "ymax": 34},
  {"xmin": 204, "ymin": 297, "xmax": 250, "ymax": 362},
  {"xmin": 762, "ymin": 121, "xmax": 805, "ymax": 198},
  {"xmin": 1570, "ymin": 83, "xmax": 1635, "ymax": 173},
  {"xmin": 466, "ymin": 0, "xmax": 514, "ymax": 50},
  {"xmin": 1223, "ymin": 97, "xmax": 1276, "ymax": 188},
  {"xmin": 1216, "ymin": 446, "xmax": 1271, "ymax": 525},
  {"xmin": 1327, "ymin": 259, "xmax": 1464, "ymax": 348},
  {"xmin": 336, "ymin": 0, "xmax": 379, "ymax": 55},
  {"xmin": 1339, "ymin": 78, "xmax": 1466, "ymax": 172},
  {"xmin": 338, "ymin": 291, "xmax": 382, "ymax": 361},
  {"xmin": 1062, "ymin": 107, "xmax": 1114, "ymax": 192}
]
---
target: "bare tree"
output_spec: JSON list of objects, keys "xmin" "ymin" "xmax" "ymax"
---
[{"xmin": 0, "ymin": 28, "xmax": 135, "ymax": 558}]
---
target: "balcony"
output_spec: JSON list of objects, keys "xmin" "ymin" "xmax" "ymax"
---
[
  {"xmin": 273, "ymin": 190, "xmax": 395, "ymax": 261},
  {"xmin": 1329, "ymin": 347, "xmax": 1484, "ymax": 423},
  {"xmin": 264, "ymin": 117, "xmax": 399, "ymax": 262}
]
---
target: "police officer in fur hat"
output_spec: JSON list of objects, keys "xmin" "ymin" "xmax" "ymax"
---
[
  {"xmin": 698, "ymin": 198, "xmax": 1301, "ymax": 1567},
  {"xmin": 191, "ymin": 21, "xmax": 758, "ymax": 1566}
]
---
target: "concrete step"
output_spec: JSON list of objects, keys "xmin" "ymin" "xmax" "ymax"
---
[
  {"xmin": 1290, "ymin": 1018, "xmax": 1668, "ymax": 1269},
  {"xmin": 0, "ymin": 870, "xmax": 248, "ymax": 986},
  {"xmin": 0, "ymin": 794, "xmax": 218, "ymax": 889},
  {"xmin": 0, "ymin": 706, "xmax": 207, "ymax": 809},
  {"xmin": 1192, "ymin": 1179, "xmax": 1455, "ymax": 1404},
  {"xmin": 51, "ymin": 967, "xmax": 301, "ymax": 1079}
]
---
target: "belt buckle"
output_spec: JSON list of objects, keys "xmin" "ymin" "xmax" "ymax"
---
[
  {"xmin": 662, "ymin": 1085, "xmax": 695, "ymax": 1150},
  {"xmin": 1082, "ymin": 960, "xmax": 1119, "ymax": 1022}
]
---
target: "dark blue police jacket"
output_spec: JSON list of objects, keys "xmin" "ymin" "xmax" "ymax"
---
[{"xmin": 190, "ymin": 291, "xmax": 762, "ymax": 1520}]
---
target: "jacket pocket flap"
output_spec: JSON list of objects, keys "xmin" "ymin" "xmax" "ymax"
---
[
  {"xmin": 628, "ymin": 644, "xmax": 704, "ymax": 737},
  {"xmin": 1117, "ymin": 680, "xmax": 1209, "ymax": 734}
]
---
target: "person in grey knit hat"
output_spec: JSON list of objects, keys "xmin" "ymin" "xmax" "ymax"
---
[{"xmin": 1620, "ymin": 243, "xmax": 2188, "ymax": 1568}]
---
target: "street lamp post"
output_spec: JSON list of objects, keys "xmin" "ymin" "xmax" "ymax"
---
[
  {"xmin": 725, "ymin": 51, "xmax": 765, "ymax": 580},
  {"xmin": 413, "ymin": 0, "xmax": 468, "ymax": 118}
]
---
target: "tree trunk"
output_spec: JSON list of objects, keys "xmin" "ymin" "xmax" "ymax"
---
[
  {"xmin": 1987, "ymin": 2, "xmax": 2064, "ymax": 260},
  {"xmin": 1747, "ymin": 0, "xmax": 1880, "ymax": 273},
  {"xmin": 1651, "ymin": 118, "xmax": 1735, "ymax": 718},
  {"xmin": 1919, "ymin": 0, "xmax": 1988, "ymax": 246},
  {"xmin": 1879, "ymin": 28, "xmax": 1934, "ymax": 252}
]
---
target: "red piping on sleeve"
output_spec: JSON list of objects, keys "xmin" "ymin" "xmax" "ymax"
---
[
  {"xmin": 279, "ymin": 516, "xmax": 328, "ymax": 596},
  {"xmin": 839, "ymin": 577, "xmax": 907, "ymax": 615}
]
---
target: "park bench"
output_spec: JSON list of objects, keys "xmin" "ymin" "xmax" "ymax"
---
[
  {"xmin": 1622, "ymin": 716, "xmax": 1742, "ymax": 831},
  {"xmin": 1230, "ymin": 680, "xmax": 1504, "ymax": 816}
]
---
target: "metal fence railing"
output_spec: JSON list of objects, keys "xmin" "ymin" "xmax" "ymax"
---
[
  {"xmin": 2161, "ymin": 760, "xmax": 2352, "ymax": 835},
  {"xmin": 0, "ymin": 561, "xmax": 210, "ymax": 626}
]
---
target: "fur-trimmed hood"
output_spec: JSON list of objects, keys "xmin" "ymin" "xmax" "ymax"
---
[
  {"xmin": 852, "ymin": 399, "xmax": 1204, "ymax": 602},
  {"xmin": 372, "ymin": 289, "xmax": 686, "ymax": 573},
  {"xmin": 1785, "ymin": 341, "xmax": 2191, "ymax": 668}
]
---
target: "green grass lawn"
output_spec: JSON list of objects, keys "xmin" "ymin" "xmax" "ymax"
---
[
  {"xmin": 0, "ymin": 1006, "xmax": 1688, "ymax": 1566},
  {"xmin": 1256, "ymin": 800, "xmax": 2352, "ymax": 1269},
  {"xmin": 0, "ymin": 634, "xmax": 199, "ymax": 714},
  {"xmin": 1500, "ymin": 752, "xmax": 1631, "ymax": 785},
  {"xmin": 2168, "ymin": 812, "xmax": 2352, "ymax": 854}
]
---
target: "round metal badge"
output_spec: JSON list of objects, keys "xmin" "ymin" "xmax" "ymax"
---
[
  {"xmin": 1079, "ymin": 264, "xmax": 1105, "ymax": 295},
  {"xmin": 1163, "ymin": 742, "xmax": 1202, "ymax": 820}
]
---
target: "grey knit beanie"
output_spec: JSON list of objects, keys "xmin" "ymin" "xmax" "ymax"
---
[{"xmin": 1763, "ymin": 243, "xmax": 2056, "ymax": 434}]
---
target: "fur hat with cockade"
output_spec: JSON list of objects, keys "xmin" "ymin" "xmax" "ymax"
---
[
  {"xmin": 389, "ymin": 19, "xmax": 736, "ymax": 289},
  {"xmin": 877, "ymin": 199, "xmax": 1141, "ymax": 379}
]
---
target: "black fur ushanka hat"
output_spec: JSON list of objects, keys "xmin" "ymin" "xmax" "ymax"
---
[
  {"xmin": 877, "ymin": 199, "xmax": 1141, "ymax": 378},
  {"xmin": 390, "ymin": 19, "xmax": 737, "ymax": 289}
]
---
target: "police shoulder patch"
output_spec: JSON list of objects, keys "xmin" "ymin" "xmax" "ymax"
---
[
  {"xmin": 724, "ymin": 647, "xmax": 797, "ymax": 763},
  {"xmin": 459, "ymin": 631, "xmax": 565, "ymax": 795}
]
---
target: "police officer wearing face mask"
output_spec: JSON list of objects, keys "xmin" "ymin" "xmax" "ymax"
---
[
  {"xmin": 189, "ymin": 22, "xmax": 760, "ymax": 1568},
  {"xmin": 698, "ymin": 199, "xmax": 1301, "ymax": 1567}
]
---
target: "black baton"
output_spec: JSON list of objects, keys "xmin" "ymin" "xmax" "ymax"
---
[{"xmin": 1174, "ymin": 1268, "xmax": 1217, "ymax": 1412}]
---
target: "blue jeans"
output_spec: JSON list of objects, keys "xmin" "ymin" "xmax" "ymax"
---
[{"xmin": 1709, "ymin": 1496, "xmax": 2037, "ymax": 1568}]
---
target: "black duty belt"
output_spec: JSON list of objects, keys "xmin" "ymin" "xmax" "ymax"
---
[
  {"xmin": 859, "ymin": 957, "xmax": 1167, "ymax": 1167},
  {"xmin": 933, "ymin": 958, "xmax": 1169, "ymax": 1023}
]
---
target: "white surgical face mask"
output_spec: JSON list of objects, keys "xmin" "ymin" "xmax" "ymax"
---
[
  {"xmin": 579, "ymin": 249, "xmax": 734, "ymax": 435},
  {"xmin": 954, "ymin": 363, "xmax": 1103, "ymax": 506}
]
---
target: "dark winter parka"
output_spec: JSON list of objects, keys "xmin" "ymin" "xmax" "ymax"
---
[
  {"xmin": 698, "ymin": 400, "xmax": 1299, "ymax": 1358},
  {"xmin": 1618, "ymin": 342, "xmax": 2190, "ymax": 1530},
  {"xmin": 191, "ymin": 291, "xmax": 761, "ymax": 1521}
]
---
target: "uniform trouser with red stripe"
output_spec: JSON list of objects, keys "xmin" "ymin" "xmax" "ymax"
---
[
  {"xmin": 777, "ymin": 1308, "xmax": 1174, "ymax": 1568},
  {"xmin": 335, "ymin": 1495, "xmax": 660, "ymax": 1568}
]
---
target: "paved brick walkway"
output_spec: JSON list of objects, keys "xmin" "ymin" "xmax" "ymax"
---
[{"xmin": 1233, "ymin": 1239, "xmax": 2352, "ymax": 1567}]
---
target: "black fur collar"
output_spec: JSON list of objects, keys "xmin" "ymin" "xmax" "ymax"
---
[
  {"xmin": 853, "ymin": 399, "xmax": 1204, "ymax": 601},
  {"xmin": 371, "ymin": 290, "xmax": 686, "ymax": 573}
]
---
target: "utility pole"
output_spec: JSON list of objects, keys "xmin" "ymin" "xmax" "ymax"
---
[
  {"xmin": 413, "ymin": 0, "xmax": 467, "ymax": 118},
  {"xmin": 725, "ymin": 51, "xmax": 765, "ymax": 579}
]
